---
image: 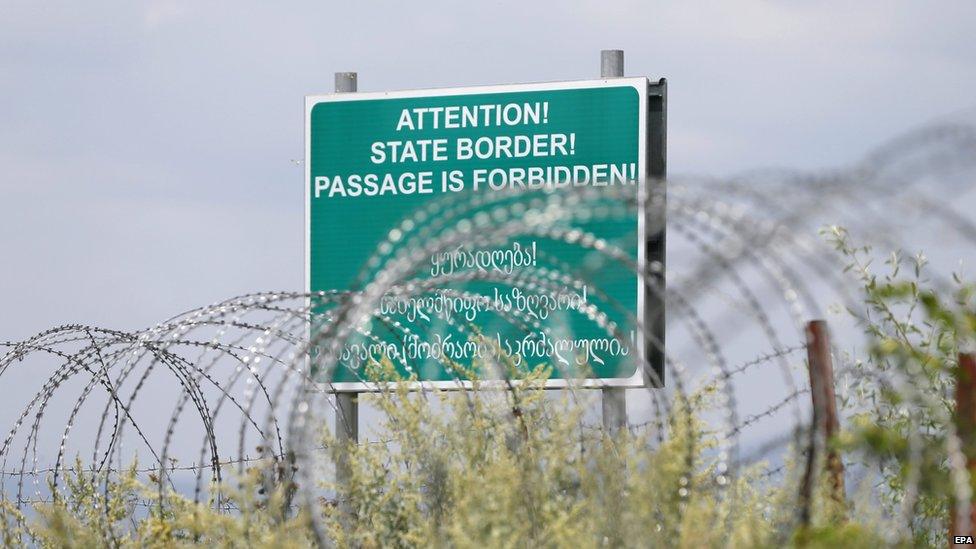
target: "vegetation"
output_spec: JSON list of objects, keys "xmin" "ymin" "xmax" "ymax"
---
[{"xmin": 1, "ymin": 233, "xmax": 974, "ymax": 547}]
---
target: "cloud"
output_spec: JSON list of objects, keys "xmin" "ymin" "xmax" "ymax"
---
[{"xmin": 0, "ymin": 0, "xmax": 974, "ymax": 338}]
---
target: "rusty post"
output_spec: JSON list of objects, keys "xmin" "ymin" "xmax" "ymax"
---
[
  {"xmin": 951, "ymin": 353, "xmax": 976, "ymax": 547},
  {"xmin": 799, "ymin": 320, "xmax": 845, "ymax": 529}
]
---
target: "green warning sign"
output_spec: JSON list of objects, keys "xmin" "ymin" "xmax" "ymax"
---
[{"xmin": 306, "ymin": 79, "xmax": 654, "ymax": 389}]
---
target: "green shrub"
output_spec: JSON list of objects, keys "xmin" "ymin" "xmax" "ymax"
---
[{"xmin": 3, "ymin": 232, "xmax": 973, "ymax": 547}]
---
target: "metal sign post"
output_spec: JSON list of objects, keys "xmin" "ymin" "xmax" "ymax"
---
[
  {"xmin": 333, "ymin": 71, "xmax": 360, "ymax": 446},
  {"xmin": 601, "ymin": 49, "xmax": 668, "ymax": 433},
  {"xmin": 600, "ymin": 50, "xmax": 627, "ymax": 433}
]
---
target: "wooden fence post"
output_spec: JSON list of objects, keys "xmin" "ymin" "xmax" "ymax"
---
[
  {"xmin": 951, "ymin": 353, "xmax": 976, "ymax": 547},
  {"xmin": 799, "ymin": 320, "xmax": 845, "ymax": 529}
]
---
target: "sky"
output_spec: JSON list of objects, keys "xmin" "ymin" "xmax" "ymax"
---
[
  {"xmin": 2, "ymin": 1, "xmax": 976, "ymax": 489},
  {"xmin": 1, "ymin": 0, "xmax": 975, "ymax": 341}
]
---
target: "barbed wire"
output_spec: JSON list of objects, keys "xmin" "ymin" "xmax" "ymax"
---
[{"xmin": 0, "ymin": 121, "xmax": 973, "ymax": 546}]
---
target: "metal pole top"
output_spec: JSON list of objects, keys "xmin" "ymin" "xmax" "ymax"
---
[
  {"xmin": 601, "ymin": 50, "xmax": 624, "ymax": 78},
  {"xmin": 334, "ymin": 72, "xmax": 357, "ymax": 93}
]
